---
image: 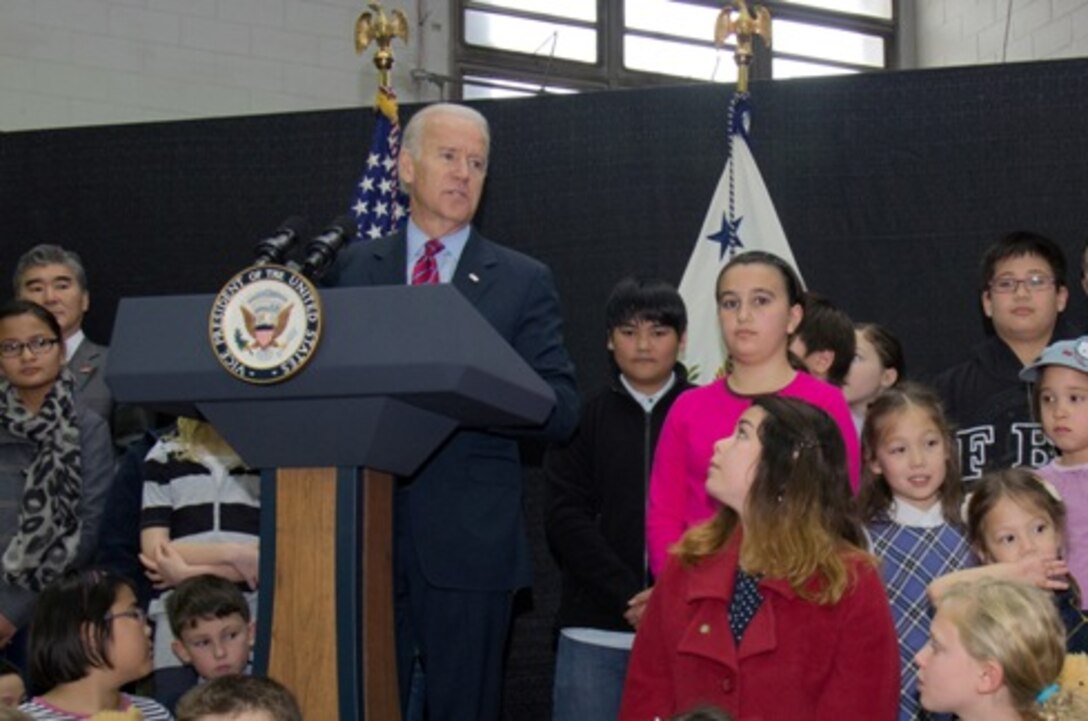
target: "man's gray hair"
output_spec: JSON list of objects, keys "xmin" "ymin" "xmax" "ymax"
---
[
  {"xmin": 401, "ymin": 103, "xmax": 490, "ymax": 161},
  {"xmin": 13, "ymin": 244, "xmax": 89, "ymax": 293}
]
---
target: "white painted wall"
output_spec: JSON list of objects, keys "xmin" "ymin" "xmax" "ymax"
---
[
  {"xmin": 914, "ymin": 0, "xmax": 1088, "ymax": 67},
  {"xmin": 0, "ymin": 0, "xmax": 451, "ymax": 131},
  {"xmin": 10, "ymin": 1, "xmax": 1088, "ymax": 132}
]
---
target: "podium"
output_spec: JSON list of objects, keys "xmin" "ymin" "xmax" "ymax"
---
[{"xmin": 107, "ymin": 284, "xmax": 556, "ymax": 720}]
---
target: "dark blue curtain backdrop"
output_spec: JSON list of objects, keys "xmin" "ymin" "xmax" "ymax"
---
[{"xmin": 2, "ymin": 58, "xmax": 1088, "ymax": 718}]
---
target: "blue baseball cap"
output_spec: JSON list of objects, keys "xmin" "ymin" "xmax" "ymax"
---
[{"xmin": 1019, "ymin": 336, "xmax": 1088, "ymax": 383}]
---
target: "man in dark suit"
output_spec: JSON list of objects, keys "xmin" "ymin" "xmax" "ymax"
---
[
  {"xmin": 325, "ymin": 102, "xmax": 579, "ymax": 720},
  {"xmin": 13, "ymin": 244, "xmax": 148, "ymax": 449}
]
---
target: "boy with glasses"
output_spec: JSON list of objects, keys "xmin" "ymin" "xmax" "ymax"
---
[{"xmin": 933, "ymin": 230, "xmax": 1071, "ymax": 480}]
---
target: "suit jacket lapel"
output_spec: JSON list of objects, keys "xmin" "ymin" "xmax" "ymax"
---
[{"xmin": 452, "ymin": 230, "xmax": 499, "ymax": 305}]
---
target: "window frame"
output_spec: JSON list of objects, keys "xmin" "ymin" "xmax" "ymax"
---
[{"xmin": 452, "ymin": 0, "xmax": 899, "ymax": 98}]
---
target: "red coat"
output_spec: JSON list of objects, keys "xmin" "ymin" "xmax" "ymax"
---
[{"xmin": 620, "ymin": 531, "xmax": 899, "ymax": 721}]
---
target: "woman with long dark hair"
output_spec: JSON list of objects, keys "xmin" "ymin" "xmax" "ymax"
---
[{"xmin": 622, "ymin": 396, "xmax": 898, "ymax": 720}]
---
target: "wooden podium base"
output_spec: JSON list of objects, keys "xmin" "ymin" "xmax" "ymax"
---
[{"xmin": 260, "ymin": 467, "xmax": 401, "ymax": 721}]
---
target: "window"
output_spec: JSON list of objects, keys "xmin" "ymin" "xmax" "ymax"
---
[
  {"xmin": 462, "ymin": 75, "xmax": 580, "ymax": 100},
  {"xmin": 463, "ymin": 9, "xmax": 597, "ymax": 63},
  {"xmin": 454, "ymin": 0, "xmax": 897, "ymax": 97}
]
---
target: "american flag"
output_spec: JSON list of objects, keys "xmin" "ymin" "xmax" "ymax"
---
[{"xmin": 350, "ymin": 86, "xmax": 408, "ymax": 240}]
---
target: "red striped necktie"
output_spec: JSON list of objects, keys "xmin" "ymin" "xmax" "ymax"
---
[{"xmin": 411, "ymin": 238, "xmax": 444, "ymax": 285}]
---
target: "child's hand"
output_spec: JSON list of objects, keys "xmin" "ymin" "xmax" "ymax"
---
[
  {"xmin": 154, "ymin": 542, "xmax": 193, "ymax": 588},
  {"xmin": 139, "ymin": 547, "xmax": 163, "ymax": 586},
  {"xmin": 1012, "ymin": 555, "xmax": 1070, "ymax": 591},
  {"xmin": 624, "ymin": 587, "xmax": 653, "ymax": 629}
]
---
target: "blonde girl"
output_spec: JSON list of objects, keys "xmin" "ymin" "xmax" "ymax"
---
[{"xmin": 916, "ymin": 578, "xmax": 1087, "ymax": 720}]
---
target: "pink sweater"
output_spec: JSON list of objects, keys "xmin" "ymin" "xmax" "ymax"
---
[{"xmin": 646, "ymin": 373, "xmax": 860, "ymax": 575}]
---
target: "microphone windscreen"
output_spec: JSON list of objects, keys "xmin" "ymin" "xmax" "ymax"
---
[
  {"xmin": 277, "ymin": 215, "xmax": 309, "ymax": 237},
  {"xmin": 325, "ymin": 213, "xmax": 359, "ymax": 239}
]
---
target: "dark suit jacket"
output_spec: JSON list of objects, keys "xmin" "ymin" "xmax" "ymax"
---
[
  {"xmin": 325, "ymin": 229, "xmax": 579, "ymax": 591},
  {"xmin": 69, "ymin": 337, "xmax": 152, "ymax": 449},
  {"xmin": 69, "ymin": 338, "xmax": 111, "ymax": 422}
]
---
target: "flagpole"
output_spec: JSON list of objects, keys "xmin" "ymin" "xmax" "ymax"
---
[
  {"xmin": 679, "ymin": 3, "xmax": 797, "ymax": 382},
  {"xmin": 350, "ymin": 2, "xmax": 410, "ymax": 239}
]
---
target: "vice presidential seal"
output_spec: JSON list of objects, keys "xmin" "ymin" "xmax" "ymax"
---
[{"xmin": 209, "ymin": 264, "xmax": 322, "ymax": 384}]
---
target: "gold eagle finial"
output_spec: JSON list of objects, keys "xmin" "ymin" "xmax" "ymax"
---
[
  {"xmin": 355, "ymin": 3, "xmax": 409, "ymax": 87},
  {"xmin": 355, "ymin": 3, "xmax": 409, "ymax": 54},
  {"xmin": 714, "ymin": 1, "xmax": 772, "ymax": 93}
]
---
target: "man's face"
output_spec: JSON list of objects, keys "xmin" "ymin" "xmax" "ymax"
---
[
  {"xmin": 400, "ymin": 113, "xmax": 488, "ymax": 238},
  {"xmin": 17, "ymin": 263, "xmax": 88, "ymax": 339}
]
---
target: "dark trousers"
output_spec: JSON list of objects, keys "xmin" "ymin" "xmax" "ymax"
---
[{"xmin": 393, "ymin": 491, "xmax": 514, "ymax": 721}]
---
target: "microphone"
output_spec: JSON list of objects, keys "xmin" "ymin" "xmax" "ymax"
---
[
  {"xmin": 296, "ymin": 214, "xmax": 357, "ymax": 280},
  {"xmin": 253, "ymin": 216, "xmax": 308, "ymax": 266}
]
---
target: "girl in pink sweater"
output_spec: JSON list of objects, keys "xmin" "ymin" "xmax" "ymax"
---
[{"xmin": 646, "ymin": 251, "xmax": 859, "ymax": 575}]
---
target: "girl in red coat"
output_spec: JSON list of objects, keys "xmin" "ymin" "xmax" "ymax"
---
[{"xmin": 620, "ymin": 395, "xmax": 899, "ymax": 721}]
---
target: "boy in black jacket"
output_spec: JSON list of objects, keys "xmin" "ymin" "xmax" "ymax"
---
[
  {"xmin": 932, "ymin": 231, "xmax": 1070, "ymax": 479},
  {"xmin": 545, "ymin": 276, "xmax": 692, "ymax": 721}
]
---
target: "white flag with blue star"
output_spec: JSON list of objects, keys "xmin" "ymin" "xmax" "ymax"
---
[{"xmin": 678, "ymin": 93, "xmax": 801, "ymax": 382}]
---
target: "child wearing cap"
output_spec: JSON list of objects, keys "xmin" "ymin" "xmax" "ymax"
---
[{"xmin": 1021, "ymin": 335, "xmax": 1088, "ymax": 605}]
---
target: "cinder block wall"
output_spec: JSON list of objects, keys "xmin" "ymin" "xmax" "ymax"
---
[
  {"xmin": 915, "ymin": 0, "xmax": 1088, "ymax": 67},
  {"xmin": 0, "ymin": 0, "xmax": 449, "ymax": 131}
]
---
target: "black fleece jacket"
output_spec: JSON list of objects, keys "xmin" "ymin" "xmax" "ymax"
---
[{"xmin": 544, "ymin": 367, "xmax": 693, "ymax": 632}]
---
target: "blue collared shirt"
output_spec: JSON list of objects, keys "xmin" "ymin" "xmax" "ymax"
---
[{"xmin": 405, "ymin": 220, "xmax": 471, "ymax": 284}]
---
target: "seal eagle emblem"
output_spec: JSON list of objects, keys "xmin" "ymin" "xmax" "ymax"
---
[{"xmin": 209, "ymin": 264, "xmax": 322, "ymax": 384}]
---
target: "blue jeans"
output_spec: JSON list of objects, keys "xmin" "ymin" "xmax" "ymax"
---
[{"xmin": 552, "ymin": 633, "xmax": 630, "ymax": 721}]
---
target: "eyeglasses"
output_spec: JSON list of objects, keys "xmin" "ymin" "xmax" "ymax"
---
[
  {"xmin": 0, "ymin": 337, "xmax": 60, "ymax": 358},
  {"xmin": 988, "ymin": 274, "xmax": 1057, "ymax": 294},
  {"xmin": 105, "ymin": 608, "xmax": 148, "ymax": 625}
]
